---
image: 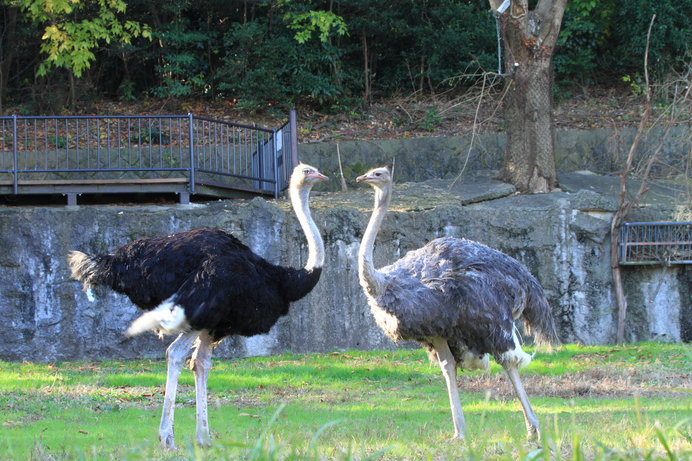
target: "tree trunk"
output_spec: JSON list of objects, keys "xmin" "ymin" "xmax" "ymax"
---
[
  {"xmin": 69, "ymin": 72, "xmax": 76, "ymax": 111},
  {"xmin": 610, "ymin": 213, "xmax": 628, "ymax": 343},
  {"xmin": 362, "ymin": 28, "xmax": 371, "ymax": 103},
  {"xmin": 502, "ymin": 55, "xmax": 557, "ymax": 192},
  {"xmin": 0, "ymin": 6, "xmax": 19, "ymax": 113},
  {"xmin": 491, "ymin": 0, "xmax": 567, "ymax": 193}
]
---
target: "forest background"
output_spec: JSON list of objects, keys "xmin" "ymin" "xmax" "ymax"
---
[{"xmin": 1, "ymin": 0, "xmax": 690, "ymax": 129}]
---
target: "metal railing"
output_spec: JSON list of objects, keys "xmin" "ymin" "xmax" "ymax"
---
[
  {"xmin": 618, "ymin": 221, "xmax": 692, "ymax": 265},
  {"xmin": 0, "ymin": 111, "xmax": 298, "ymax": 202}
]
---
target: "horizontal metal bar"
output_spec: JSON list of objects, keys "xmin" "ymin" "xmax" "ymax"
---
[
  {"xmin": 2, "ymin": 115, "xmax": 189, "ymax": 121},
  {"xmin": 195, "ymin": 168, "xmax": 277, "ymax": 184},
  {"xmin": 622, "ymin": 221, "xmax": 692, "ymax": 227},
  {"xmin": 620, "ymin": 260, "xmax": 692, "ymax": 265},
  {"xmin": 624, "ymin": 241, "xmax": 692, "ymax": 246},
  {"xmin": 11, "ymin": 168, "xmax": 189, "ymax": 173},
  {"xmin": 1, "ymin": 114, "xmax": 277, "ymax": 132},
  {"xmin": 191, "ymin": 116, "xmax": 274, "ymax": 133}
]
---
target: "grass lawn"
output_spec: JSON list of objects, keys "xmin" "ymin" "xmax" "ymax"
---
[{"xmin": 0, "ymin": 342, "xmax": 690, "ymax": 460}]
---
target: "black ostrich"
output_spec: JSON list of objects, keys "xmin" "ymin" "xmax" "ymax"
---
[
  {"xmin": 67, "ymin": 164, "xmax": 327, "ymax": 450},
  {"xmin": 355, "ymin": 166, "xmax": 559, "ymax": 440}
]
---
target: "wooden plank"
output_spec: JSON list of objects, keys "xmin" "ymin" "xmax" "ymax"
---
[
  {"xmin": 195, "ymin": 178, "xmax": 273, "ymax": 196},
  {"xmin": 16, "ymin": 178, "xmax": 189, "ymax": 186}
]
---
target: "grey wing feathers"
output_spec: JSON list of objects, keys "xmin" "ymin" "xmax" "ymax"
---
[{"xmin": 378, "ymin": 237, "xmax": 557, "ymax": 354}]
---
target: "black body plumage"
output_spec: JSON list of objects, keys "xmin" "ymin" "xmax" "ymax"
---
[
  {"xmin": 80, "ymin": 228, "xmax": 321, "ymax": 340},
  {"xmin": 375, "ymin": 237, "xmax": 558, "ymax": 359}
]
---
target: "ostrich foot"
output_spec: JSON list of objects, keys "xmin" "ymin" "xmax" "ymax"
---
[
  {"xmin": 449, "ymin": 432, "xmax": 465, "ymax": 441},
  {"xmin": 196, "ymin": 433, "xmax": 212, "ymax": 447},
  {"xmin": 159, "ymin": 432, "xmax": 177, "ymax": 451},
  {"xmin": 526, "ymin": 425, "xmax": 540, "ymax": 442}
]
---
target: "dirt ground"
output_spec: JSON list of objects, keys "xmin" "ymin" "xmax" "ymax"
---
[
  {"xmin": 463, "ymin": 367, "xmax": 690, "ymax": 400},
  {"xmin": 89, "ymin": 86, "xmax": 655, "ymax": 144}
]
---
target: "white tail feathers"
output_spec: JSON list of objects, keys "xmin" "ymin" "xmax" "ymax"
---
[
  {"xmin": 498, "ymin": 326, "xmax": 533, "ymax": 369},
  {"xmin": 67, "ymin": 251, "xmax": 96, "ymax": 291},
  {"xmin": 125, "ymin": 300, "xmax": 189, "ymax": 338}
]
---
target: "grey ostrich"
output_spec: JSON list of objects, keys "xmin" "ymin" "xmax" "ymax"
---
[
  {"xmin": 68, "ymin": 164, "xmax": 327, "ymax": 450},
  {"xmin": 355, "ymin": 166, "xmax": 559, "ymax": 439}
]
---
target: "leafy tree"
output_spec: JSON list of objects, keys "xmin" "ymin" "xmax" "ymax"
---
[
  {"xmin": 214, "ymin": 1, "xmax": 348, "ymax": 109},
  {"xmin": 10, "ymin": 0, "xmax": 150, "ymax": 78},
  {"xmin": 7, "ymin": 0, "xmax": 150, "ymax": 108},
  {"xmin": 554, "ymin": 0, "xmax": 609, "ymax": 85},
  {"xmin": 149, "ymin": 1, "xmax": 217, "ymax": 98},
  {"xmin": 2, "ymin": 0, "xmax": 689, "ymax": 114},
  {"xmin": 609, "ymin": 0, "xmax": 692, "ymax": 79},
  {"xmin": 217, "ymin": 15, "xmax": 345, "ymax": 109}
]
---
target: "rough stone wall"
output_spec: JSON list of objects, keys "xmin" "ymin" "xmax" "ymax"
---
[{"xmin": 0, "ymin": 189, "xmax": 687, "ymax": 362}]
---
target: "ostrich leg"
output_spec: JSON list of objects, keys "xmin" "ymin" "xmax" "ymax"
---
[
  {"xmin": 432, "ymin": 338, "xmax": 466, "ymax": 439},
  {"xmin": 191, "ymin": 331, "xmax": 214, "ymax": 447},
  {"xmin": 503, "ymin": 364, "xmax": 540, "ymax": 439},
  {"xmin": 159, "ymin": 331, "xmax": 200, "ymax": 450}
]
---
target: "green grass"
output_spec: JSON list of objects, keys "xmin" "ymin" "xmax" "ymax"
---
[{"xmin": 0, "ymin": 342, "xmax": 690, "ymax": 460}]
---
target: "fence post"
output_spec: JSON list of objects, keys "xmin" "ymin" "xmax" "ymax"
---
[
  {"xmin": 272, "ymin": 129, "xmax": 279, "ymax": 199},
  {"xmin": 618, "ymin": 224, "xmax": 627, "ymax": 264},
  {"xmin": 12, "ymin": 114, "xmax": 17, "ymax": 194},
  {"xmin": 188, "ymin": 113, "xmax": 196, "ymax": 194},
  {"xmin": 289, "ymin": 109, "xmax": 299, "ymax": 169}
]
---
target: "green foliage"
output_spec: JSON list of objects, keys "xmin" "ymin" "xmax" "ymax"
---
[
  {"xmin": 285, "ymin": 9, "xmax": 348, "ymax": 44},
  {"xmin": 216, "ymin": 17, "xmax": 346, "ymax": 109},
  {"xmin": 3, "ymin": 0, "xmax": 691, "ymax": 111},
  {"xmin": 117, "ymin": 80, "xmax": 137, "ymax": 101},
  {"xmin": 420, "ymin": 108, "xmax": 442, "ymax": 131},
  {"xmin": 46, "ymin": 133, "xmax": 68, "ymax": 148},
  {"xmin": 608, "ymin": 0, "xmax": 692, "ymax": 78},
  {"xmin": 148, "ymin": 1, "xmax": 216, "ymax": 98},
  {"xmin": 554, "ymin": 0, "xmax": 605, "ymax": 83},
  {"xmin": 10, "ymin": 0, "xmax": 151, "ymax": 78},
  {"xmin": 622, "ymin": 74, "xmax": 647, "ymax": 96},
  {"xmin": 555, "ymin": 0, "xmax": 692, "ymax": 84}
]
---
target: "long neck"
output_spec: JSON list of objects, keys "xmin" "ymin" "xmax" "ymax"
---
[
  {"xmin": 290, "ymin": 184, "xmax": 324, "ymax": 271},
  {"xmin": 358, "ymin": 185, "xmax": 391, "ymax": 296}
]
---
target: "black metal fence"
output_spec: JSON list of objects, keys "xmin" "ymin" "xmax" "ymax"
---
[
  {"xmin": 618, "ymin": 221, "xmax": 692, "ymax": 265},
  {"xmin": 0, "ymin": 111, "xmax": 298, "ymax": 204}
]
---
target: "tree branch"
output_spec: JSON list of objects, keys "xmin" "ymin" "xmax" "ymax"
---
[
  {"xmin": 612, "ymin": 14, "xmax": 657, "ymax": 344},
  {"xmin": 535, "ymin": 0, "xmax": 568, "ymax": 44}
]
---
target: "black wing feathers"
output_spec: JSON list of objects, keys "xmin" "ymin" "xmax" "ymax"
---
[
  {"xmin": 99, "ymin": 228, "xmax": 246, "ymax": 309},
  {"xmin": 85, "ymin": 228, "xmax": 319, "ymax": 340}
]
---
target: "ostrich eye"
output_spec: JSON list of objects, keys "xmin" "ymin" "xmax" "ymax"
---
[
  {"xmin": 303, "ymin": 169, "xmax": 311, "ymax": 175},
  {"xmin": 375, "ymin": 172, "xmax": 381, "ymax": 176}
]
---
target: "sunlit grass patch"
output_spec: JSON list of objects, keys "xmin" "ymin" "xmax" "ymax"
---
[{"xmin": 0, "ymin": 342, "xmax": 690, "ymax": 459}]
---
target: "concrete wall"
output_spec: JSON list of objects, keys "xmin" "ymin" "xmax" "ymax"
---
[
  {"xmin": 299, "ymin": 126, "xmax": 691, "ymax": 190},
  {"xmin": 1, "ymin": 187, "xmax": 688, "ymax": 362}
]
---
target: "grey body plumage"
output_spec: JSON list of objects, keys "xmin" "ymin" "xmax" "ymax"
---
[
  {"xmin": 356, "ymin": 166, "xmax": 559, "ymax": 440},
  {"xmin": 376, "ymin": 237, "xmax": 557, "ymax": 357}
]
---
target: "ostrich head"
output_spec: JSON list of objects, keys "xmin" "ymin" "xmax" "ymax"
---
[
  {"xmin": 356, "ymin": 166, "xmax": 393, "ymax": 207},
  {"xmin": 290, "ymin": 163, "xmax": 328, "ymax": 192},
  {"xmin": 356, "ymin": 166, "xmax": 392, "ymax": 187}
]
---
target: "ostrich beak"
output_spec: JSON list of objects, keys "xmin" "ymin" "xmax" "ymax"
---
[
  {"xmin": 356, "ymin": 173, "xmax": 370, "ymax": 183},
  {"xmin": 308, "ymin": 172, "xmax": 328, "ymax": 181}
]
